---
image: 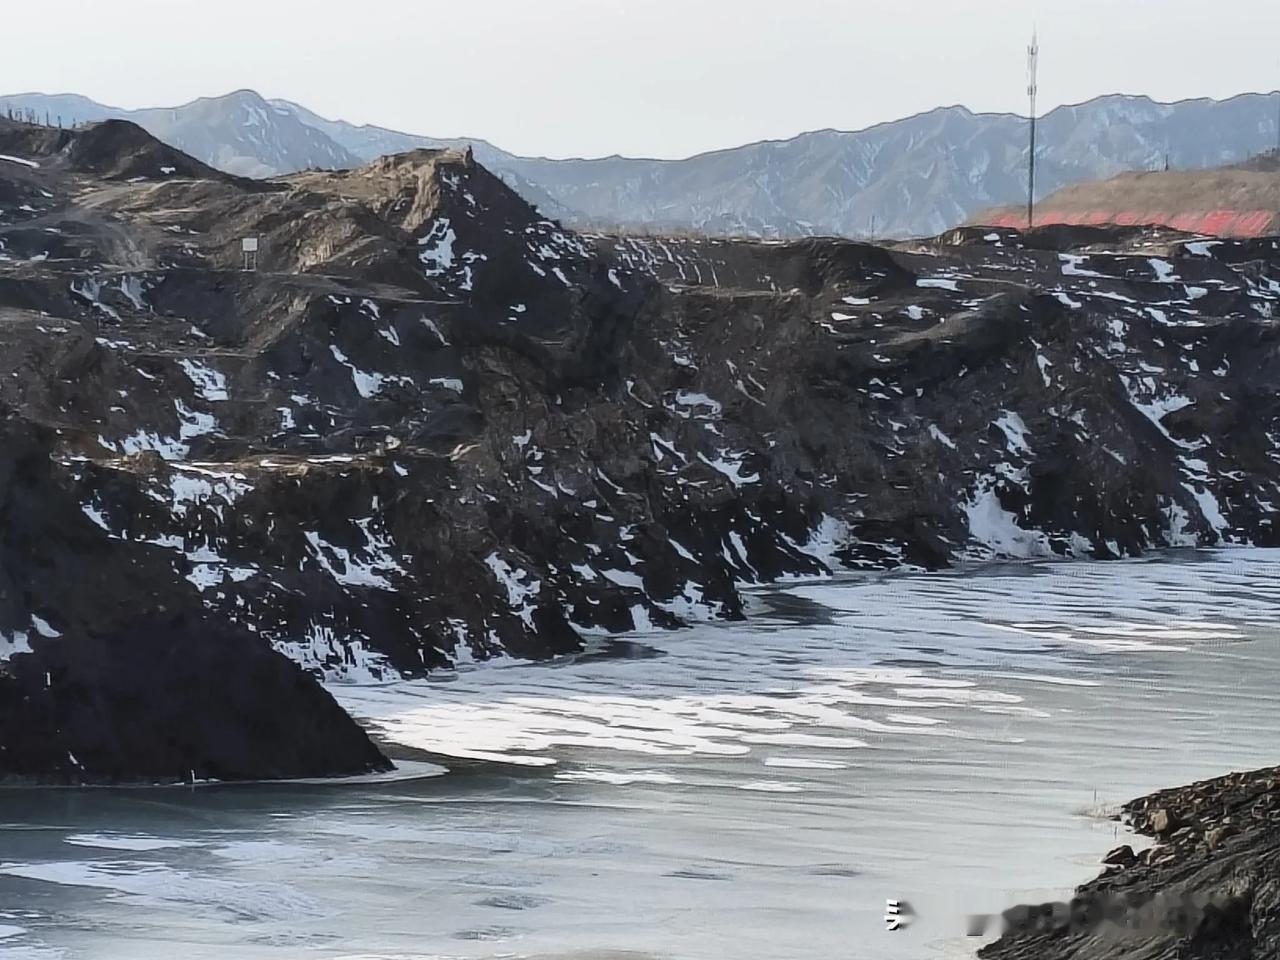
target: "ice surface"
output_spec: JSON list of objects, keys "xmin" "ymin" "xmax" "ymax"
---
[
  {"xmin": 64, "ymin": 835, "xmax": 201, "ymax": 852},
  {"xmin": 0, "ymin": 860, "xmax": 323, "ymax": 923},
  {"xmin": 333, "ymin": 551, "xmax": 1279, "ymax": 778},
  {"xmin": 16, "ymin": 550, "xmax": 1280, "ymax": 960}
]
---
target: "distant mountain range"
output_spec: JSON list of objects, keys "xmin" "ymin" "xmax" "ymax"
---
[{"xmin": 4, "ymin": 88, "xmax": 1279, "ymax": 238}]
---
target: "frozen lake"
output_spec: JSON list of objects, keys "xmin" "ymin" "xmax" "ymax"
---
[{"xmin": 2, "ymin": 549, "xmax": 1278, "ymax": 959}]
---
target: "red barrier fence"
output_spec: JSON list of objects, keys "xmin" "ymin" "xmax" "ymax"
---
[{"xmin": 982, "ymin": 208, "xmax": 1277, "ymax": 238}]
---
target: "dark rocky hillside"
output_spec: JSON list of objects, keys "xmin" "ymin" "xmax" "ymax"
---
[
  {"xmin": 0, "ymin": 410, "xmax": 391, "ymax": 784},
  {"xmin": 982, "ymin": 765, "xmax": 1280, "ymax": 960},
  {"xmin": 2, "ymin": 116, "xmax": 1280, "ymax": 782}
]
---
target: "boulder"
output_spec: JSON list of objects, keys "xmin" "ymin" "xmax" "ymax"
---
[
  {"xmin": 1101, "ymin": 844, "xmax": 1137, "ymax": 867},
  {"xmin": 1149, "ymin": 807, "xmax": 1179, "ymax": 835}
]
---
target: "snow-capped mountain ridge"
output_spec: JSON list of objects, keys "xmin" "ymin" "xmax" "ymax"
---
[{"xmin": 3, "ymin": 88, "xmax": 1279, "ymax": 238}]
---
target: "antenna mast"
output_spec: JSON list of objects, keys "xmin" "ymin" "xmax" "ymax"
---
[{"xmin": 1026, "ymin": 29, "xmax": 1039, "ymax": 231}]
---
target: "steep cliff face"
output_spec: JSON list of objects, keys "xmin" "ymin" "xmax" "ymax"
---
[
  {"xmin": 0, "ymin": 415, "xmax": 391, "ymax": 784},
  {"xmin": 2, "ymin": 117, "xmax": 1280, "ymax": 781}
]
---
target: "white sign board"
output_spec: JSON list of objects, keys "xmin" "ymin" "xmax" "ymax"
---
[{"xmin": 241, "ymin": 237, "xmax": 259, "ymax": 253}]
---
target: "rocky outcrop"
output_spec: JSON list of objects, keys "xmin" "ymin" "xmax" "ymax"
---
[
  {"xmin": 0, "ymin": 413, "xmax": 391, "ymax": 784},
  {"xmin": 3, "ymin": 115, "xmax": 1280, "ymax": 781},
  {"xmin": 980, "ymin": 766, "xmax": 1280, "ymax": 959}
]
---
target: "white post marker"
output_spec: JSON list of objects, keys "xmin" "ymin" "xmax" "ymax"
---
[
  {"xmin": 884, "ymin": 898, "xmax": 914, "ymax": 931},
  {"xmin": 885, "ymin": 899, "xmax": 902, "ymax": 931},
  {"xmin": 241, "ymin": 237, "xmax": 259, "ymax": 272}
]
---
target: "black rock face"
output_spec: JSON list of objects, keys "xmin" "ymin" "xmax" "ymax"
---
[
  {"xmin": 0, "ymin": 615, "xmax": 392, "ymax": 784},
  {"xmin": 981, "ymin": 766, "xmax": 1280, "ymax": 960},
  {"xmin": 0, "ymin": 412, "xmax": 391, "ymax": 784}
]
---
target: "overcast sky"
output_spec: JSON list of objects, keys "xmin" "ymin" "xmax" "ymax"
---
[{"xmin": 6, "ymin": 0, "xmax": 1279, "ymax": 159}]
